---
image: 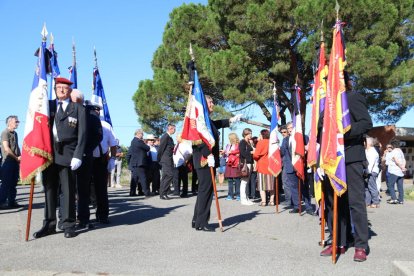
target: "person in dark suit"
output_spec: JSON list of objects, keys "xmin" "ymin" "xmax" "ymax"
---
[
  {"xmin": 157, "ymin": 123, "xmax": 176, "ymax": 199},
  {"xmin": 319, "ymin": 72, "xmax": 373, "ymax": 262},
  {"xmin": 126, "ymin": 129, "xmax": 151, "ymax": 197},
  {"xmin": 191, "ymin": 95, "xmax": 241, "ymax": 231},
  {"xmin": 71, "ymin": 91, "xmax": 103, "ymax": 229},
  {"xmin": 33, "ymin": 77, "xmax": 86, "ymax": 239}
]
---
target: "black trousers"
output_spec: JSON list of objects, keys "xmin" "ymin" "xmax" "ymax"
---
[
  {"xmin": 324, "ymin": 161, "xmax": 369, "ymax": 249},
  {"xmin": 146, "ymin": 161, "xmax": 160, "ymax": 193},
  {"xmin": 160, "ymin": 160, "xmax": 174, "ymax": 196},
  {"xmin": 76, "ymin": 155, "xmax": 93, "ymax": 224},
  {"xmin": 131, "ymin": 166, "xmax": 149, "ymax": 195},
  {"xmin": 192, "ymin": 167, "xmax": 214, "ymax": 228},
  {"xmin": 42, "ymin": 164, "xmax": 76, "ymax": 230},
  {"xmin": 191, "ymin": 169, "xmax": 198, "ymax": 193},
  {"xmin": 175, "ymin": 165, "xmax": 189, "ymax": 195},
  {"xmin": 93, "ymin": 157, "xmax": 109, "ymax": 220}
]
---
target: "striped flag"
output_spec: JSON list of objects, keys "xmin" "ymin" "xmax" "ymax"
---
[
  {"xmin": 92, "ymin": 67, "xmax": 112, "ymax": 126},
  {"xmin": 20, "ymin": 27, "xmax": 53, "ymax": 183},
  {"xmin": 181, "ymin": 70, "xmax": 215, "ymax": 150},
  {"xmin": 268, "ymin": 100, "xmax": 282, "ymax": 176},
  {"xmin": 291, "ymin": 84, "xmax": 305, "ymax": 181},
  {"xmin": 320, "ymin": 20, "xmax": 351, "ymax": 196}
]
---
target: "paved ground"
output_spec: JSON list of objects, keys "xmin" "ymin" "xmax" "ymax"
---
[{"xmin": 0, "ymin": 181, "xmax": 413, "ymax": 276}]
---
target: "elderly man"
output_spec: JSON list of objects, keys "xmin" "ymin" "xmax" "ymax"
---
[
  {"xmin": 33, "ymin": 77, "xmax": 86, "ymax": 239},
  {"xmin": 157, "ymin": 124, "xmax": 176, "ymax": 199},
  {"xmin": 126, "ymin": 129, "xmax": 151, "ymax": 198},
  {"xmin": 0, "ymin": 115, "xmax": 21, "ymax": 209}
]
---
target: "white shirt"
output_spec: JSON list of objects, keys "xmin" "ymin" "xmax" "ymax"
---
[
  {"xmin": 173, "ymin": 140, "xmax": 192, "ymax": 167},
  {"xmin": 93, "ymin": 120, "xmax": 117, "ymax": 157},
  {"xmin": 386, "ymin": 148, "xmax": 405, "ymax": 177},
  {"xmin": 365, "ymin": 147, "xmax": 379, "ymax": 174},
  {"xmin": 148, "ymin": 145, "xmax": 158, "ymax": 162}
]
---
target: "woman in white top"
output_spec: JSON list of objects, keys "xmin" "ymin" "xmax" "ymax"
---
[{"xmin": 385, "ymin": 140, "xmax": 406, "ymax": 204}]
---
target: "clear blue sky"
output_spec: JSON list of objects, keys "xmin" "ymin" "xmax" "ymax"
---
[{"xmin": 0, "ymin": 0, "xmax": 412, "ymax": 147}]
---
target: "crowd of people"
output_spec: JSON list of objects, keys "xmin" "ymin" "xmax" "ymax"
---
[{"xmin": 0, "ymin": 76, "xmax": 410, "ymax": 263}]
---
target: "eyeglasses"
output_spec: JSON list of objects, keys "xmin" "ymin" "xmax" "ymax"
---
[
  {"xmin": 55, "ymin": 85, "xmax": 70, "ymax": 91},
  {"xmin": 281, "ymin": 131, "xmax": 287, "ymax": 133}
]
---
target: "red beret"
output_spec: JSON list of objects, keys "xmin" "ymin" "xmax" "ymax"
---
[{"xmin": 55, "ymin": 77, "xmax": 73, "ymax": 85}]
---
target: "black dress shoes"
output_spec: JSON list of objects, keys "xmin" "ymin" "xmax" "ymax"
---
[
  {"xmin": 289, "ymin": 208, "xmax": 299, "ymax": 214},
  {"xmin": 64, "ymin": 228, "xmax": 77, "ymax": 238},
  {"xmin": 33, "ymin": 226, "xmax": 56, "ymax": 239},
  {"xmin": 160, "ymin": 195, "xmax": 170, "ymax": 200},
  {"xmin": 196, "ymin": 226, "xmax": 215, "ymax": 232},
  {"xmin": 191, "ymin": 220, "xmax": 195, "ymax": 228},
  {"xmin": 180, "ymin": 193, "xmax": 188, "ymax": 198}
]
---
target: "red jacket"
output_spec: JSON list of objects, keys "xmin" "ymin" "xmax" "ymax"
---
[{"xmin": 253, "ymin": 139, "xmax": 270, "ymax": 175}]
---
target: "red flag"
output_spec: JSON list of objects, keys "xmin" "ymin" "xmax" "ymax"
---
[
  {"xmin": 291, "ymin": 85, "xmax": 305, "ymax": 180},
  {"xmin": 20, "ymin": 39, "xmax": 53, "ymax": 183},
  {"xmin": 307, "ymin": 41, "xmax": 327, "ymax": 167}
]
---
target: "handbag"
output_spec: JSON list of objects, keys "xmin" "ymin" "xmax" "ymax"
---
[{"xmin": 238, "ymin": 161, "xmax": 249, "ymax": 177}]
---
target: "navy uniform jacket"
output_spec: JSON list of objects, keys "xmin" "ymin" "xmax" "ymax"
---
[
  {"xmin": 192, "ymin": 119, "xmax": 229, "ymax": 170},
  {"xmin": 83, "ymin": 107, "xmax": 103, "ymax": 157},
  {"xmin": 157, "ymin": 132, "xmax": 174, "ymax": 164},
  {"xmin": 343, "ymin": 91, "xmax": 373, "ymax": 164},
  {"xmin": 126, "ymin": 137, "xmax": 150, "ymax": 169},
  {"xmin": 49, "ymin": 100, "xmax": 86, "ymax": 167}
]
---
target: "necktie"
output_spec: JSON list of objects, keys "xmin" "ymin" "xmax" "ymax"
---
[{"xmin": 56, "ymin": 102, "xmax": 64, "ymax": 120}]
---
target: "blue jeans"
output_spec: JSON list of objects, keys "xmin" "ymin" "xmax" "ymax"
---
[
  {"xmin": 365, "ymin": 172, "xmax": 380, "ymax": 205},
  {"xmin": 0, "ymin": 160, "xmax": 19, "ymax": 205},
  {"xmin": 227, "ymin": 178, "xmax": 240, "ymax": 198},
  {"xmin": 388, "ymin": 173, "xmax": 404, "ymax": 202}
]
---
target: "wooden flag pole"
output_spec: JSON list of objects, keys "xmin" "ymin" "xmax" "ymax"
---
[
  {"xmin": 210, "ymin": 167, "xmax": 223, "ymax": 232},
  {"xmin": 275, "ymin": 176, "xmax": 279, "ymax": 214},
  {"xmin": 320, "ymin": 189, "xmax": 325, "ymax": 246},
  {"xmin": 298, "ymin": 179, "xmax": 302, "ymax": 215},
  {"xmin": 25, "ymin": 177, "xmax": 36, "ymax": 241},
  {"xmin": 332, "ymin": 192, "xmax": 338, "ymax": 264}
]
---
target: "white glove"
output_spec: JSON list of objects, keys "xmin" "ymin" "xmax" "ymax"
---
[
  {"xmin": 229, "ymin": 114, "xmax": 243, "ymax": 124},
  {"xmin": 70, "ymin": 158, "xmax": 82, "ymax": 171},
  {"xmin": 107, "ymin": 158, "xmax": 115, "ymax": 172},
  {"xmin": 316, "ymin": 167, "xmax": 325, "ymax": 180},
  {"xmin": 207, "ymin": 155, "xmax": 215, "ymax": 167}
]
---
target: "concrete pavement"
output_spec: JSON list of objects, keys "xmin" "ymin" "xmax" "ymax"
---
[{"xmin": 0, "ymin": 182, "xmax": 413, "ymax": 275}]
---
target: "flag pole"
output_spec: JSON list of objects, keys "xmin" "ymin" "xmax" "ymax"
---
[
  {"xmin": 25, "ymin": 177, "xmax": 36, "ymax": 241},
  {"xmin": 272, "ymin": 82, "xmax": 279, "ymax": 214},
  {"xmin": 319, "ymin": 170, "xmax": 325, "ymax": 246},
  {"xmin": 332, "ymin": 192, "xmax": 338, "ymax": 263},
  {"xmin": 210, "ymin": 167, "xmax": 223, "ymax": 232},
  {"xmin": 332, "ymin": 0, "xmax": 340, "ymax": 264}
]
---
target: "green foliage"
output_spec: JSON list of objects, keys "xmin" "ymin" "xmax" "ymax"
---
[{"xmin": 133, "ymin": 0, "xmax": 414, "ymax": 133}]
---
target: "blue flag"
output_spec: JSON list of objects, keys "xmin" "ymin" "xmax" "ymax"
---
[
  {"xmin": 92, "ymin": 67, "xmax": 112, "ymax": 126},
  {"xmin": 48, "ymin": 42, "xmax": 60, "ymax": 99},
  {"xmin": 69, "ymin": 64, "xmax": 77, "ymax": 89}
]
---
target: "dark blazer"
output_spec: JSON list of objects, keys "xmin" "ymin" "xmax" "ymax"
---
[
  {"xmin": 344, "ymin": 91, "xmax": 373, "ymax": 163},
  {"xmin": 49, "ymin": 100, "xmax": 87, "ymax": 166},
  {"xmin": 157, "ymin": 132, "xmax": 174, "ymax": 163},
  {"xmin": 83, "ymin": 107, "xmax": 103, "ymax": 157},
  {"xmin": 280, "ymin": 136, "xmax": 294, "ymax": 174},
  {"xmin": 126, "ymin": 137, "xmax": 150, "ymax": 169},
  {"xmin": 192, "ymin": 119, "xmax": 229, "ymax": 170},
  {"xmin": 239, "ymin": 139, "xmax": 254, "ymax": 164}
]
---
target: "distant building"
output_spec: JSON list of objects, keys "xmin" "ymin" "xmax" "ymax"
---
[{"xmin": 368, "ymin": 125, "xmax": 414, "ymax": 178}]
